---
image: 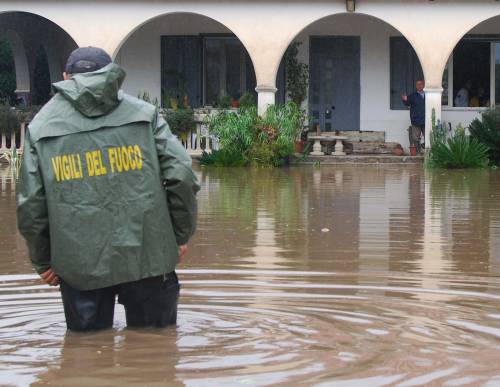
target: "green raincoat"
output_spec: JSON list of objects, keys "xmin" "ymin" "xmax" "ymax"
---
[{"xmin": 17, "ymin": 63, "xmax": 199, "ymax": 291}]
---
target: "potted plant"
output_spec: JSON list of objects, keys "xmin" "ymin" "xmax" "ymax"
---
[
  {"xmin": 231, "ymin": 97, "xmax": 240, "ymax": 109},
  {"xmin": 163, "ymin": 70, "xmax": 188, "ymax": 110},
  {"xmin": 284, "ymin": 42, "xmax": 309, "ymax": 152},
  {"xmin": 163, "ymin": 108, "xmax": 195, "ymax": 146},
  {"xmin": 216, "ymin": 94, "xmax": 232, "ymax": 109},
  {"xmin": 239, "ymin": 92, "xmax": 256, "ymax": 110}
]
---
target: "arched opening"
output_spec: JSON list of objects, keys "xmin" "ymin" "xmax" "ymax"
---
[
  {"xmin": 441, "ymin": 15, "xmax": 500, "ymax": 129},
  {"xmin": 115, "ymin": 12, "xmax": 257, "ymax": 109},
  {"xmin": 0, "ymin": 11, "xmax": 77, "ymax": 106},
  {"xmin": 275, "ymin": 13, "xmax": 425, "ymax": 150}
]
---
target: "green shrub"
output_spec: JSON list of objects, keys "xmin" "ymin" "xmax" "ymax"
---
[
  {"xmin": 284, "ymin": 42, "xmax": 309, "ymax": 106},
  {"xmin": 199, "ymin": 149, "xmax": 247, "ymax": 167},
  {"xmin": 163, "ymin": 108, "xmax": 195, "ymax": 141},
  {"xmin": 205, "ymin": 107, "xmax": 257, "ymax": 158},
  {"xmin": 204, "ymin": 102, "xmax": 305, "ymax": 167},
  {"xmin": 259, "ymin": 102, "xmax": 304, "ymax": 159},
  {"xmin": 469, "ymin": 107, "xmax": 500, "ymax": 166},
  {"xmin": 0, "ymin": 105, "xmax": 20, "ymax": 135},
  {"xmin": 428, "ymin": 124, "xmax": 489, "ymax": 169},
  {"xmin": 216, "ymin": 94, "xmax": 232, "ymax": 109},
  {"xmin": 239, "ymin": 92, "xmax": 256, "ymax": 110}
]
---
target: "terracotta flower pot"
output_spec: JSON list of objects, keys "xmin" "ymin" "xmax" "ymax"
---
[
  {"xmin": 295, "ymin": 140, "xmax": 304, "ymax": 154},
  {"xmin": 409, "ymin": 146, "xmax": 417, "ymax": 156},
  {"xmin": 393, "ymin": 147, "xmax": 404, "ymax": 156}
]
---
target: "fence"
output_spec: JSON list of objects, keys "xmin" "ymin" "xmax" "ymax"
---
[
  {"xmin": 182, "ymin": 120, "xmax": 219, "ymax": 156},
  {"xmin": 0, "ymin": 122, "xmax": 26, "ymax": 155},
  {"xmin": 0, "ymin": 120, "xmax": 217, "ymax": 160}
]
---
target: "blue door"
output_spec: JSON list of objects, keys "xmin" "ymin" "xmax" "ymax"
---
[{"xmin": 309, "ymin": 36, "xmax": 361, "ymax": 132}]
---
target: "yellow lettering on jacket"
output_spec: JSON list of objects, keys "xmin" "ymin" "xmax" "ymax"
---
[
  {"xmin": 108, "ymin": 145, "xmax": 143, "ymax": 174},
  {"xmin": 85, "ymin": 150, "xmax": 107, "ymax": 177},
  {"xmin": 52, "ymin": 145, "xmax": 143, "ymax": 183},
  {"xmin": 51, "ymin": 153, "xmax": 85, "ymax": 182}
]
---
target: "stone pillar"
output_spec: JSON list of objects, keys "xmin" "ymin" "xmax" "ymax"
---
[
  {"xmin": 256, "ymin": 85, "xmax": 276, "ymax": 115},
  {"xmin": 424, "ymin": 87, "xmax": 443, "ymax": 150}
]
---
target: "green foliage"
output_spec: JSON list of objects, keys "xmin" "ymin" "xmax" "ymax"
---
[
  {"xmin": 162, "ymin": 70, "xmax": 187, "ymax": 108},
  {"xmin": 0, "ymin": 39, "xmax": 16, "ymax": 106},
  {"xmin": 469, "ymin": 107, "xmax": 500, "ymax": 166},
  {"xmin": 199, "ymin": 149, "xmax": 247, "ymax": 167},
  {"xmin": 284, "ymin": 42, "xmax": 309, "ymax": 106},
  {"xmin": 239, "ymin": 92, "xmax": 255, "ymax": 110},
  {"xmin": 32, "ymin": 46, "xmax": 51, "ymax": 106},
  {"xmin": 163, "ymin": 108, "xmax": 195, "ymax": 138},
  {"xmin": 0, "ymin": 104, "xmax": 20, "ymax": 135},
  {"xmin": 427, "ymin": 122, "xmax": 489, "ymax": 169},
  {"xmin": 216, "ymin": 94, "xmax": 232, "ymax": 109},
  {"xmin": 260, "ymin": 102, "xmax": 304, "ymax": 159},
  {"xmin": 204, "ymin": 102, "xmax": 305, "ymax": 167},
  {"xmin": 205, "ymin": 106, "xmax": 257, "ymax": 158}
]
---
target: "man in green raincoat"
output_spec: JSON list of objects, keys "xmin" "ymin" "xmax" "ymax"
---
[{"xmin": 16, "ymin": 47, "xmax": 199, "ymax": 331}]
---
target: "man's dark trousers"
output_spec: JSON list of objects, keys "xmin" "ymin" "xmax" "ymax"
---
[{"xmin": 60, "ymin": 272, "xmax": 180, "ymax": 331}]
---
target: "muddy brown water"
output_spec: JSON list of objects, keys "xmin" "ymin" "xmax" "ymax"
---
[{"xmin": 0, "ymin": 164, "xmax": 500, "ymax": 386}]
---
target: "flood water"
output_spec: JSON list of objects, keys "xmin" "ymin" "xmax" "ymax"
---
[{"xmin": 1, "ymin": 164, "xmax": 500, "ymax": 386}]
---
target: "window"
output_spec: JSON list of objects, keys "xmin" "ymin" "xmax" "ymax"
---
[
  {"xmin": 161, "ymin": 36, "xmax": 202, "ymax": 108},
  {"xmin": 442, "ymin": 37, "xmax": 500, "ymax": 108},
  {"xmin": 390, "ymin": 37, "xmax": 424, "ymax": 110},
  {"xmin": 161, "ymin": 35, "xmax": 256, "ymax": 108},
  {"xmin": 204, "ymin": 37, "xmax": 256, "ymax": 106},
  {"xmin": 453, "ymin": 41, "xmax": 490, "ymax": 107}
]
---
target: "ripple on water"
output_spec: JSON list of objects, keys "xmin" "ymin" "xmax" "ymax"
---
[{"xmin": 0, "ymin": 270, "xmax": 500, "ymax": 386}]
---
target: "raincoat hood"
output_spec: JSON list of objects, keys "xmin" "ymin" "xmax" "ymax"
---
[{"xmin": 53, "ymin": 63, "xmax": 126, "ymax": 118}]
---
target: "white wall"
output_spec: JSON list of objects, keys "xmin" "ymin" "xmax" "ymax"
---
[{"xmin": 115, "ymin": 14, "xmax": 231, "ymax": 101}]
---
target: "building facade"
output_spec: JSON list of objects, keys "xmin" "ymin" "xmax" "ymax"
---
[{"xmin": 1, "ymin": 0, "xmax": 499, "ymax": 149}]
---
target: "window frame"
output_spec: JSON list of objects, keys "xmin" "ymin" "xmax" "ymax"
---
[
  {"xmin": 389, "ymin": 36, "xmax": 425, "ymax": 111},
  {"xmin": 442, "ymin": 35, "xmax": 500, "ymax": 110},
  {"xmin": 202, "ymin": 34, "xmax": 250, "ymax": 106}
]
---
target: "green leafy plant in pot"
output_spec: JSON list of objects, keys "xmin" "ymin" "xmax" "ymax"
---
[
  {"xmin": 284, "ymin": 41, "xmax": 309, "ymax": 152},
  {"xmin": 163, "ymin": 70, "xmax": 187, "ymax": 110},
  {"xmin": 163, "ymin": 108, "xmax": 195, "ymax": 146},
  {"xmin": 216, "ymin": 94, "xmax": 232, "ymax": 109}
]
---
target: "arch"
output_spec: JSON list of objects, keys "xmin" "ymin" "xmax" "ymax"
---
[
  {"xmin": 0, "ymin": 11, "xmax": 77, "ymax": 51},
  {"xmin": 2, "ymin": 30, "xmax": 29, "ymax": 93},
  {"xmin": 114, "ymin": 11, "xmax": 258, "ymax": 107},
  {"xmin": 112, "ymin": 11, "xmax": 256, "ymax": 68},
  {"xmin": 438, "ymin": 13, "xmax": 500, "ymax": 87},
  {"xmin": 0, "ymin": 11, "xmax": 78, "ymax": 102},
  {"xmin": 273, "ymin": 11, "xmax": 426, "ymax": 91}
]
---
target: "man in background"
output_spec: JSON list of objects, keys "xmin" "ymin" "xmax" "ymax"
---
[
  {"xmin": 402, "ymin": 80, "xmax": 426, "ymax": 154},
  {"xmin": 17, "ymin": 47, "xmax": 199, "ymax": 331}
]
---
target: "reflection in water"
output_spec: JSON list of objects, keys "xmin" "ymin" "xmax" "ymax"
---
[{"xmin": 1, "ymin": 164, "xmax": 500, "ymax": 386}]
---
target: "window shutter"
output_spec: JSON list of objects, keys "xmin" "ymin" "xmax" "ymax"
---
[
  {"xmin": 161, "ymin": 36, "xmax": 202, "ymax": 108},
  {"xmin": 390, "ymin": 37, "xmax": 424, "ymax": 110}
]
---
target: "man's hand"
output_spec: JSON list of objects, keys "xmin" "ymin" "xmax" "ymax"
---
[
  {"xmin": 40, "ymin": 268, "xmax": 60, "ymax": 286},
  {"xmin": 178, "ymin": 244, "xmax": 188, "ymax": 264},
  {"xmin": 401, "ymin": 94, "xmax": 408, "ymax": 102}
]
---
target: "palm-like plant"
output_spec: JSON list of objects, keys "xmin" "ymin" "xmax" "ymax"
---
[
  {"xmin": 428, "ymin": 125, "xmax": 489, "ymax": 169},
  {"xmin": 469, "ymin": 108, "xmax": 500, "ymax": 166}
]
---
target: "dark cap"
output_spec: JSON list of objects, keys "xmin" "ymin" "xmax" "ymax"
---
[{"xmin": 65, "ymin": 47, "xmax": 112, "ymax": 74}]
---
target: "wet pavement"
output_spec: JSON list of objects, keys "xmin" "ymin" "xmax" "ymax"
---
[{"xmin": 0, "ymin": 164, "xmax": 500, "ymax": 386}]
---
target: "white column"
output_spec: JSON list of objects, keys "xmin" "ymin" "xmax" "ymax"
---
[
  {"xmin": 424, "ymin": 87, "xmax": 443, "ymax": 150},
  {"xmin": 256, "ymin": 85, "xmax": 276, "ymax": 115}
]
